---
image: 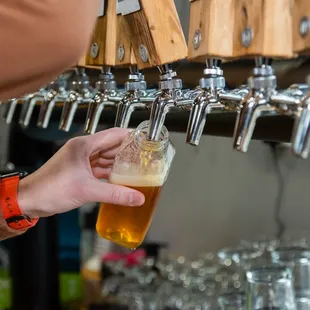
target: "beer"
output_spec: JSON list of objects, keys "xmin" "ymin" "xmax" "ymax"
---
[{"xmin": 96, "ymin": 172, "xmax": 165, "ymax": 249}]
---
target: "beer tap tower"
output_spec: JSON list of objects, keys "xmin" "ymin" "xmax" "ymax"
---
[
  {"xmin": 186, "ymin": 0, "xmax": 250, "ymax": 146},
  {"xmin": 290, "ymin": 0, "xmax": 310, "ymax": 158},
  {"xmin": 231, "ymin": 0, "xmax": 305, "ymax": 154},
  {"xmin": 120, "ymin": 0, "xmax": 188, "ymax": 141},
  {"xmin": 84, "ymin": 0, "xmax": 126, "ymax": 134}
]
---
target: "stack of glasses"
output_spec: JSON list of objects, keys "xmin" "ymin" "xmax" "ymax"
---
[{"xmin": 99, "ymin": 237, "xmax": 310, "ymax": 309}]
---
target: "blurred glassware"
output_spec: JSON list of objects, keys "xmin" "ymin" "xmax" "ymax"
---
[
  {"xmin": 217, "ymin": 291, "xmax": 246, "ymax": 310},
  {"xmin": 272, "ymin": 247, "xmax": 310, "ymax": 309},
  {"xmin": 246, "ymin": 265, "xmax": 296, "ymax": 310}
]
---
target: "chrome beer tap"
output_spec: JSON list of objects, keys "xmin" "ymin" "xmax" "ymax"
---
[
  {"xmin": 59, "ymin": 67, "xmax": 94, "ymax": 132},
  {"xmin": 186, "ymin": 58, "xmax": 249, "ymax": 146},
  {"xmin": 18, "ymin": 87, "xmax": 47, "ymax": 128},
  {"xmin": 37, "ymin": 75, "xmax": 68, "ymax": 129},
  {"xmin": 2, "ymin": 98, "xmax": 20, "ymax": 124},
  {"xmin": 114, "ymin": 66, "xmax": 154, "ymax": 128},
  {"xmin": 233, "ymin": 57, "xmax": 307, "ymax": 153},
  {"xmin": 290, "ymin": 78, "xmax": 310, "ymax": 159},
  {"xmin": 84, "ymin": 66, "xmax": 118, "ymax": 134},
  {"xmin": 146, "ymin": 64, "xmax": 192, "ymax": 142}
]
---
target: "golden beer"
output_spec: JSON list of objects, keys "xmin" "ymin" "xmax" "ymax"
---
[{"xmin": 96, "ymin": 172, "xmax": 164, "ymax": 249}]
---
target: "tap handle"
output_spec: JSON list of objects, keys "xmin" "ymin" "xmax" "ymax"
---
[
  {"xmin": 3, "ymin": 99, "xmax": 19, "ymax": 124},
  {"xmin": 293, "ymin": 0, "xmax": 310, "ymax": 54},
  {"xmin": 115, "ymin": 11, "xmax": 137, "ymax": 67},
  {"xmin": 59, "ymin": 94, "xmax": 80, "ymax": 132},
  {"xmin": 291, "ymin": 96, "xmax": 310, "ymax": 159},
  {"xmin": 85, "ymin": 0, "xmax": 117, "ymax": 66},
  {"xmin": 84, "ymin": 94, "xmax": 105, "ymax": 135},
  {"xmin": 188, "ymin": 0, "xmax": 236, "ymax": 61},
  {"xmin": 233, "ymin": 0, "xmax": 293, "ymax": 58},
  {"xmin": 18, "ymin": 95, "xmax": 44, "ymax": 128},
  {"xmin": 121, "ymin": 0, "xmax": 187, "ymax": 69}
]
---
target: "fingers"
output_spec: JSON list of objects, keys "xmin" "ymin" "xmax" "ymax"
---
[
  {"xmin": 92, "ymin": 166, "xmax": 112, "ymax": 179},
  {"xmin": 84, "ymin": 178, "xmax": 145, "ymax": 207},
  {"xmin": 90, "ymin": 157, "xmax": 115, "ymax": 168},
  {"xmin": 86, "ymin": 128, "xmax": 131, "ymax": 155}
]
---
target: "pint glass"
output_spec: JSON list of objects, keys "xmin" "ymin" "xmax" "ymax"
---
[{"xmin": 96, "ymin": 121, "xmax": 175, "ymax": 249}]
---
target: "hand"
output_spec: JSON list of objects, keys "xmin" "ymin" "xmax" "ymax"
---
[{"xmin": 17, "ymin": 128, "xmax": 145, "ymax": 218}]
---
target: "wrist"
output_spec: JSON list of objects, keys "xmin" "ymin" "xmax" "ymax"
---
[{"xmin": 18, "ymin": 178, "xmax": 40, "ymax": 219}]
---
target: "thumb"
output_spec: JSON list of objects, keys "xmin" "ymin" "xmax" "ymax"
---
[{"xmin": 84, "ymin": 178, "xmax": 145, "ymax": 206}]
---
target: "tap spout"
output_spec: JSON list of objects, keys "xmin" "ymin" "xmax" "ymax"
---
[
  {"xmin": 291, "ymin": 95, "xmax": 310, "ymax": 159},
  {"xmin": 233, "ymin": 96, "xmax": 276, "ymax": 152},
  {"xmin": 186, "ymin": 92, "xmax": 223, "ymax": 146},
  {"xmin": 114, "ymin": 91, "xmax": 145, "ymax": 128},
  {"xmin": 3, "ymin": 98, "xmax": 19, "ymax": 124},
  {"xmin": 147, "ymin": 91, "xmax": 175, "ymax": 141},
  {"xmin": 18, "ymin": 94, "xmax": 45, "ymax": 128}
]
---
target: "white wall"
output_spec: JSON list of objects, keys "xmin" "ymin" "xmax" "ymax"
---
[{"xmin": 147, "ymin": 133, "xmax": 310, "ymax": 257}]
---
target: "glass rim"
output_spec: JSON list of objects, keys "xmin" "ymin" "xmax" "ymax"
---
[
  {"xmin": 272, "ymin": 246, "xmax": 310, "ymax": 263},
  {"xmin": 246, "ymin": 265, "xmax": 293, "ymax": 283},
  {"xmin": 135, "ymin": 120, "xmax": 169, "ymax": 150}
]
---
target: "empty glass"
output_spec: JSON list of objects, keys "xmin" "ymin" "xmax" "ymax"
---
[
  {"xmin": 246, "ymin": 265, "xmax": 296, "ymax": 310},
  {"xmin": 217, "ymin": 291, "xmax": 246, "ymax": 310},
  {"xmin": 272, "ymin": 247, "xmax": 310, "ymax": 309}
]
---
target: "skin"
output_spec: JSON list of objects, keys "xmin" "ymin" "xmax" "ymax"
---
[
  {"xmin": 18, "ymin": 128, "xmax": 145, "ymax": 219},
  {"xmin": 0, "ymin": 1, "xmax": 146, "ymax": 238}
]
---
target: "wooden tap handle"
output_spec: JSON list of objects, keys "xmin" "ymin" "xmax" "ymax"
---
[
  {"xmin": 115, "ymin": 13, "xmax": 137, "ymax": 67},
  {"xmin": 233, "ymin": 0, "xmax": 293, "ymax": 58},
  {"xmin": 188, "ymin": 0, "xmax": 236, "ymax": 61},
  {"xmin": 85, "ymin": 0, "xmax": 117, "ymax": 66},
  {"xmin": 293, "ymin": 0, "xmax": 310, "ymax": 54},
  {"xmin": 122, "ymin": 0, "xmax": 188, "ymax": 69}
]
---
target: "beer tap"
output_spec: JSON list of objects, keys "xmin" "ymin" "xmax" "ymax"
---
[
  {"xmin": 18, "ymin": 87, "xmax": 47, "ymax": 128},
  {"xmin": 231, "ymin": 0, "xmax": 294, "ymax": 152},
  {"xmin": 59, "ymin": 67, "xmax": 93, "ymax": 132},
  {"xmin": 186, "ymin": 0, "xmax": 249, "ymax": 146},
  {"xmin": 2, "ymin": 98, "xmax": 21, "ymax": 124},
  {"xmin": 37, "ymin": 75, "xmax": 68, "ymax": 129},
  {"xmin": 84, "ymin": 66, "xmax": 117, "ymax": 134},
  {"xmin": 289, "ymin": 0, "xmax": 310, "ymax": 158},
  {"xmin": 120, "ymin": 0, "xmax": 188, "ymax": 141},
  {"xmin": 114, "ymin": 66, "xmax": 150, "ymax": 128}
]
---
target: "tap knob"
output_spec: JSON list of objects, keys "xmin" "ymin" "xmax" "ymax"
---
[
  {"xmin": 114, "ymin": 70, "xmax": 147, "ymax": 128},
  {"xmin": 84, "ymin": 68, "xmax": 117, "ymax": 134},
  {"xmin": 3, "ymin": 98, "xmax": 19, "ymax": 124}
]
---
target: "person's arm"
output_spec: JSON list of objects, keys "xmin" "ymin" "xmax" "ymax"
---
[
  {"xmin": 0, "ymin": 128, "xmax": 145, "ymax": 241},
  {"xmin": 0, "ymin": 0, "xmax": 100, "ymax": 100}
]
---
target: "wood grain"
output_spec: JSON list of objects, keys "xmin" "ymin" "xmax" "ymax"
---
[
  {"xmin": 188, "ymin": 0, "xmax": 236, "ymax": 61},
  {"xmin": 293, "ymin": 0, "xmax": 310, "ymax": 54},
  {"xmin": 85, "ymin": 0, "xmax": 117, "ymax": 66},
  {"xmin": 233, "ymin": 0, "xmax": 293, "ymax": 58},
  {"xmin": 123, "ymin": 0, "xmax": 188, "ymax": 69}
]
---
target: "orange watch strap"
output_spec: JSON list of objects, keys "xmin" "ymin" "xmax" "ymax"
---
[{"xmin": 0, "ymin": 175, "xmax": 38, "ymax": 230}]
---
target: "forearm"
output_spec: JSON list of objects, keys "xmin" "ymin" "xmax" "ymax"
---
[{"xmin": 0, "ymin": 0, "xmax": 100, "ymax": 100}]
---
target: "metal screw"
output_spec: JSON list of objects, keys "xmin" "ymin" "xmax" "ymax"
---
[
  {"xmin": 300, "ymin": 16, "xmax": 310, "ymax": 37},
  {"xmin": 193, "ymin": 29, "xmax": 201, "ymax": 49},
  {"xmin": 139, "ymin": 44, "xmax": 149, "ymax": 62},
  {"xmin": 90, "ymin": 42, "xmax": 99, "ymax": 59},
  {"xmin": 241, "ymin": 27, "xmax": 253, "ymax": 48},
  {"xmin": 118, "ymin": 44, "xmax": 125, "ymax": 61}
]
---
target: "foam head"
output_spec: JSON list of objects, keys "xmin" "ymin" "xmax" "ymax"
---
[{"xmin": 109, "ymin": 172, "xmax": 165, "ymax": 187}]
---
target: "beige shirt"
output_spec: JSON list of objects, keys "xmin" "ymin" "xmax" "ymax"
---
[{"xmin": 0, "ymin": 0, "xmax": 100, "ymax": 239}]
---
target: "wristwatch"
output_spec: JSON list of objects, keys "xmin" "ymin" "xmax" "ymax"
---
[{"xmin": 0, "ymin": 172, "xmax": 38, "ymax": 230}]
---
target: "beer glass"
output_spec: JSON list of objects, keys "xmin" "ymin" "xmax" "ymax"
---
[
  {"xmin": 246, "ymin": 265, "xmax": 296, "ymax": 310},
  {"xmin": 96, "ymin": 121, "xmax": 175, "ymax": 249},
  {"xmin": 272, "ymin": 247, "xmax": 310, "ymax": 309}
]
